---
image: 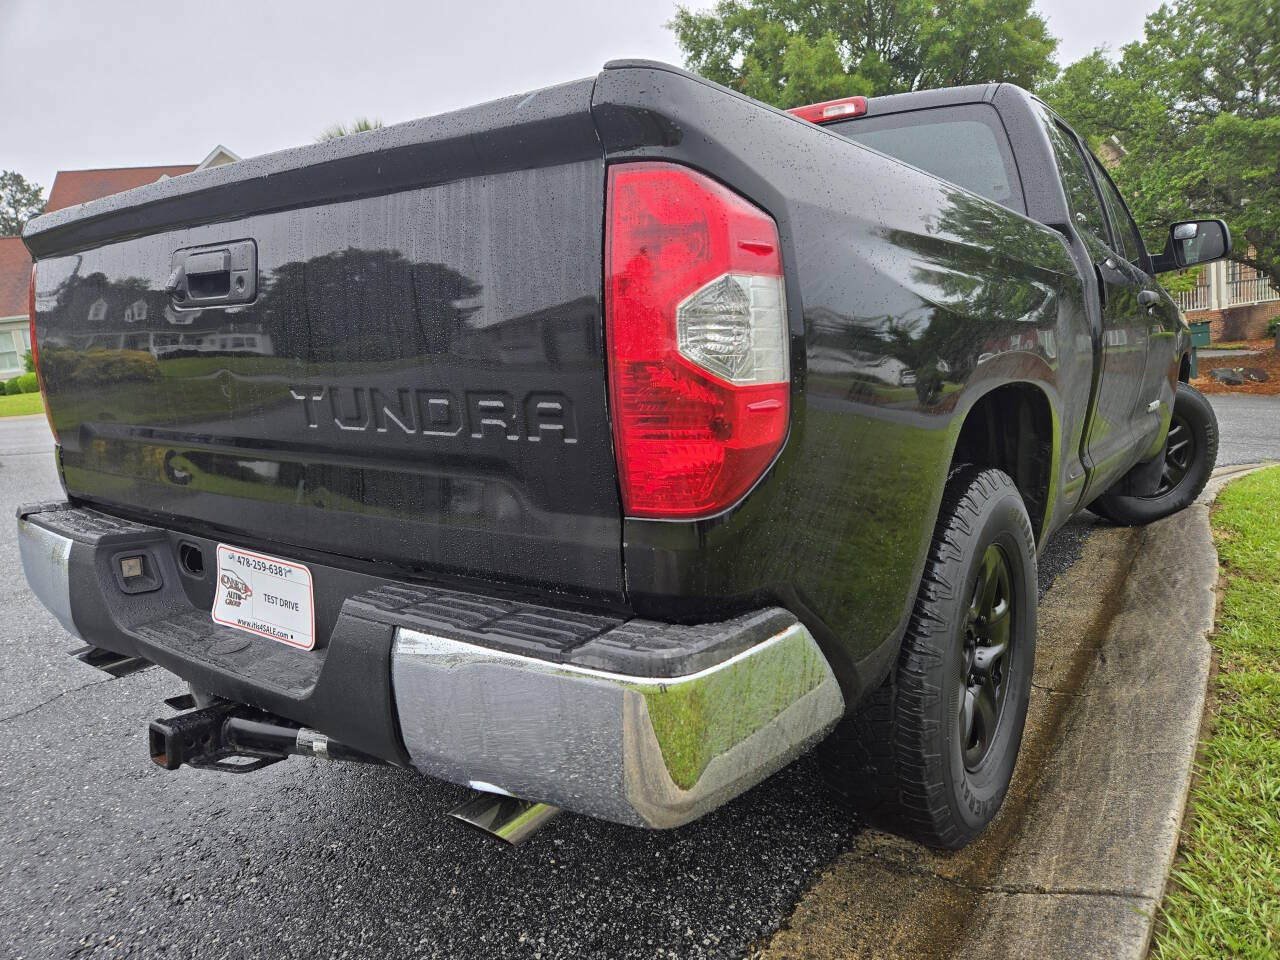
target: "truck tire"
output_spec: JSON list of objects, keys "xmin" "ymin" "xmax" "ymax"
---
[
  {"xmin": 819, "ymin": 466, "xmax": 1037, "ymax": 849},
  {"xmin": 1089, "ymin": 383, "xmax": 1218, "ymax": 526}
]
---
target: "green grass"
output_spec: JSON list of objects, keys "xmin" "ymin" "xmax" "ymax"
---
[
  {"xmin": 0, "ymin": 392, "xmax": 45, "ymax": 418},
  {"xmin": 1199, "ymin": 341, "xmax": 1267, "ymax": 351},
  {"xmin": 1153, "ymin": 466, "xmax": 1280, "ymax": 960}
]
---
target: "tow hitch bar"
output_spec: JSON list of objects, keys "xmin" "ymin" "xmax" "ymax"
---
[{"xmin": 148, "ymin": 698, "xmax": 382, "ymax": 773}]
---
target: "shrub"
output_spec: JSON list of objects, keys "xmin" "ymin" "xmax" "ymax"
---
[
  {"xmin": 1268, "ymin": 318, "xmax": 1279, "ymax": 338},
  {"xmin": 37, "ymin": 347, "xmax": 161, "ymax": 389},
  {"xmin": 23, "ymin": 350, "xmax": 34, "ymax": 373},
  {"xmin": 4, "ymin": 377, "xmax": 20, "ymax": 396},
  {"xmin": 16, "ymin": 371, "xmax": 39, "ymax": 393},
  {"xmin": 74, "ymin": 349, "xmax": 161, "ymax": 385},
  {"xmin": 36, "ymin": 347, "xmax": 77, "ymax": 389}
]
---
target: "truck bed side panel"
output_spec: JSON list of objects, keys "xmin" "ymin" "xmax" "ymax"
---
[{"xmin": 593, "ymin": 64, "xmax": 1093, "ymax": 693}]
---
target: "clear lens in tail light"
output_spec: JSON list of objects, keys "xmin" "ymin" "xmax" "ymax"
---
[{"xmin": 677, "ymin": 273, "xmax": 788, "ymax": 385}]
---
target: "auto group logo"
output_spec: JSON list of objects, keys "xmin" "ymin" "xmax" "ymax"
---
[{"xmin": 219, "ymin": 571, "xmax": 253, "ymax": 608}]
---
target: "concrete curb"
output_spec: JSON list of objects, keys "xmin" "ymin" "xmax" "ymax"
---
[
  {"xmin": 757, "ymin": 465, "xmax": 1273, "ymax": 960},
  {"xmin": 964, "ymin": 484, "xmax": 1223, "ymax": 958}
]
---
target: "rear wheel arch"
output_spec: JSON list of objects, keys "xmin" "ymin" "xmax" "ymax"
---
[{"xmin": 949, "ymin": 382, "xmax": 1057, "ymax": 544}]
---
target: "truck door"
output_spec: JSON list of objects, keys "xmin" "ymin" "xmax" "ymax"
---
[
  {"xmin": 1086, "ymin": 151, "xmax": 1179, "ymax": 456},
  {"xmin": 1041, "ymin": 119, "xmax": 1151, "ymax": 498}
]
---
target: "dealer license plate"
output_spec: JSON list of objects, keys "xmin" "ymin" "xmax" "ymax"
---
[{"xmin": 211, "ymin": 544, "xmax": 315, "ymax": 650}]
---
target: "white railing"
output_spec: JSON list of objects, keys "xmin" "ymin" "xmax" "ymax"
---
[
  {"xmin": 1177, "ymin": 284, "xmax": 1211, "ymax": 313},
  {"xmin": 1228, "ymin": 275, "xmax": 1280, "ymax": 305},
  {"xmin": 1177, "ymin": 261, "xmax": 1279, "ymax": 315}
]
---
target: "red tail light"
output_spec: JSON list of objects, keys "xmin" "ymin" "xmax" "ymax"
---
[
  {"xmin": 787, "ymin": 96, "xmax": 868, "ymax": 124},
  {"xmin": 605, "ymin": 163, "xmax": 789, "ymax": 519},
  {"xmin": 29, "ymin": 264, "xmax": 57, "ymax": 442}
]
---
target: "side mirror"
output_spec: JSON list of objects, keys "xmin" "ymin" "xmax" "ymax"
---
[{"xmin": 1151, "ymin": 219, "xmax": 1231, "ymax": 273}]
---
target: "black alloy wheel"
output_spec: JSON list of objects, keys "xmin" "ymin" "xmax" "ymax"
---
[
  {"xmin": 1149, "ymin": 412, "xmax": 1194, "ymax": 498},
  {"xmin": 959, "ymin": 544, "xmax": 1014, "ymax": 772},
  {"xmin": 1090, "ymin": 381, "xmax": 1218, "ymax": 526}
]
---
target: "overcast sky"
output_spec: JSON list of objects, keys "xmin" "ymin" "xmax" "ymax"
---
[{"xmin": 2, "ymin": 0, "xmax": 1162, "ymax": 195}]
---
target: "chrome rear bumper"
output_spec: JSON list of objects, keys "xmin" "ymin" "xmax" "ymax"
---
[
  {"xmin": 16, "ymin": 513, "xmax": 79, "ymax": 640},
  {"xmin": 18, "ymin": 502, "xmax": 844, "ymax": 829},
  {"xmin": 392, "ymin": 617, "xmax": 844, "ymax": 829}
]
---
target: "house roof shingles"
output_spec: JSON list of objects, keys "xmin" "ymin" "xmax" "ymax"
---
[
  {"xmin": 44, "ymin": 165, "xmax": 197, "ymax": 213},
  {"xmin": 0, "ymin": 237, "xmax": 33, "ymax": 320},
  {"xmin": 5, "ymin": 159, "xmax": 232, "ymax": 318}
]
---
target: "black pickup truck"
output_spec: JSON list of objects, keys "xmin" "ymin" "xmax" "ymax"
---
[{"xmin": 18, "ymin": 61, "xmax": 1228, "ymax": 848}]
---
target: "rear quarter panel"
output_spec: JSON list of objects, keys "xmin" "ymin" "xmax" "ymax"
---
[{"xmin": 594, "ymin": 65, "xmax": 1094, "ymax": 696}]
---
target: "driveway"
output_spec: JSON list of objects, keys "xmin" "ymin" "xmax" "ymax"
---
[{"xmin": 0, "ymin": 410, "xmax": 1223, "ymax": 960}]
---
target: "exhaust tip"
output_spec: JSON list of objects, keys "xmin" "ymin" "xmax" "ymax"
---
[{"xmin": 448, "ymin": 792, "xmax": 561, "ymax": 846}]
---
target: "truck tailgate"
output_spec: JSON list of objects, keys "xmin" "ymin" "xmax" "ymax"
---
[{"xmin": 25, "ymin": 80, "xmax": 623, "ymax": 599}]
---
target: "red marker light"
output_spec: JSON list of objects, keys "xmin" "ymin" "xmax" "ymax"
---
[{"xmin": 787, "ymin": 96, "xmax": 869, "ymax": 125}]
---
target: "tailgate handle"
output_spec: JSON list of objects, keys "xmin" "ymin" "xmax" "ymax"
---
[{"xmin": 168, "ymin": 239, "xmax": 257, "ymax": 307}]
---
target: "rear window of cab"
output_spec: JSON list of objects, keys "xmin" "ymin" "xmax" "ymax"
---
[{"xmin": 828, "ymin": 103, "xmax": 1026, "ymax": 215}]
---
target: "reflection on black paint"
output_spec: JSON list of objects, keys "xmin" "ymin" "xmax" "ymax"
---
[
  {"xmin": 33, "ymin": 74, "xmax": 1145, "ymax": 691},
  {"xmin": 806, "ymin": 188, "xmax": 1072, "ymax": 412},
  {"xmin": 621, "ymin": 155, "xmax": 1096, "ymax": 683},
  {"xmin": 255, "ymin": 248, "xmax": 480, "ymax": 363},
  {"xmin": 38, "ymin": 159, "xmax": 624, "ymax": 598}
]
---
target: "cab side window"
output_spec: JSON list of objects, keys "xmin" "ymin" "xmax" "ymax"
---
[
  {"xmin": 1087, "ymin": 153, "xmax": 1148, "ymax": 269},
  {"xmin": 1040, "ymin": 113, "xmax": 1110, "ymax": 250}
]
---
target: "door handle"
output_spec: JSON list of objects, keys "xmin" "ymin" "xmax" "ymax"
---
[
  {"xmin": 1137, "ymin": 289, "xmax": 1161, "ymax": 307},
  {"xmin": 168, "ymin": 239, "xmax": 257, "ymax": 307}
]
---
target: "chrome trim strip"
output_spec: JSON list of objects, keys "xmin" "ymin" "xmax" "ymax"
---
[
  {"xmin": 16, "ymin": 517, "xmax": 80, "ymax": 640},
  {"xmin": 391, "ymin": 619, "xmax": 844, "ymax": 829}
]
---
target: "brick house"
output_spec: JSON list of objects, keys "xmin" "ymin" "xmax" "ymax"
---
[
  {"xmin": 42, "ymin": 146, "xmax": 238, "ymax": 213},
  {"xmin": 1175, "ymin": 256, "xmax": 1280, "ymax": 341},
  {"xmin": 0, "ymin": 146, "xmax": 240, "ymax": 378},
  {"xmin": 43, "ymin": 163, "xmax": 198, "ymax": 212},
  {"xmin": 0, "ymin": 237, "xmax": 33, "ymax": 378}
]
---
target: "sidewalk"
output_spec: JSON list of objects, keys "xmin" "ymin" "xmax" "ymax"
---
[{"xmin": 755, "ymin": 469, "xmax": 1264, "ymax": 959}]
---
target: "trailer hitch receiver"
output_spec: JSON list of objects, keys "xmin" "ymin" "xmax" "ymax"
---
[{"xmin": 149, "ymin": 700, "xmax": 381, "ymax": 773}]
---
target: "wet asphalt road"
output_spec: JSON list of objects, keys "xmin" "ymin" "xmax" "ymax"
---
[
  {"xmin": 1205, "ymin": 394, "xmax": 1280, "ymax": 466},
  {"xmin": 1, "ymin": 397, "xmax": 1273, "ymax": 960}
]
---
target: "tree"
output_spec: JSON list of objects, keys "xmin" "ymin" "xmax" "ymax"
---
[
  {"xmin": 255, "ymin": 248, "xmax": 480, "ymax": 362},
  {"xmin": 668, "ymin": 0, "xmax": 1058, "ymax": 108},
  {"xmin": 316, "ymin": 117, "xmax": 385, "ymax": 142},
  {"xmin": 1041, "ymin": 0, "xmax": 1280, "ymax": 289},
  {"xmin": 0, "ymin": 170, "xmax": 45, "ymax": 235}
]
